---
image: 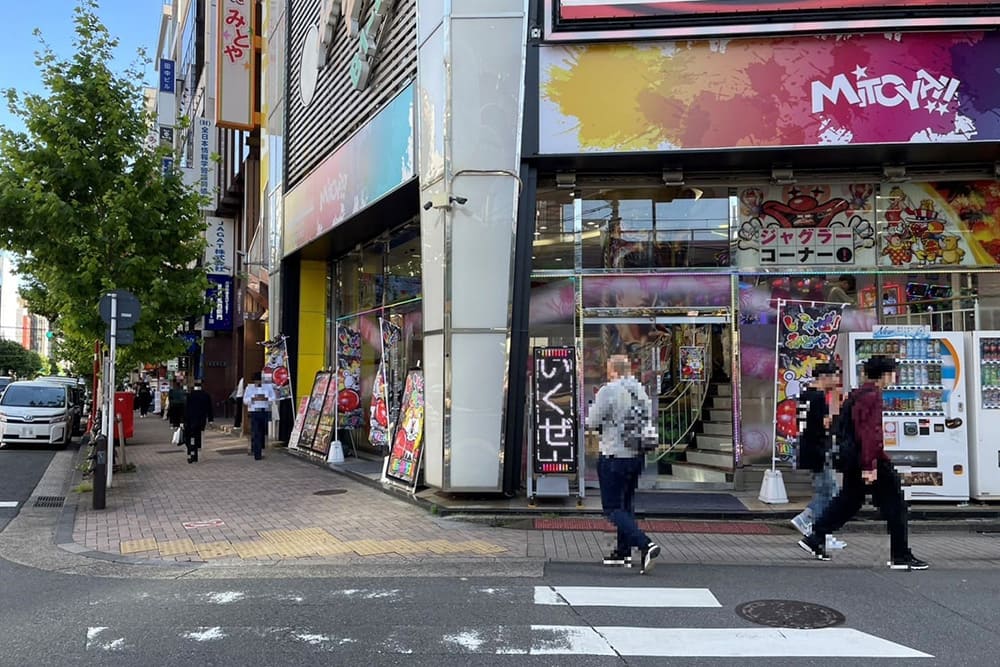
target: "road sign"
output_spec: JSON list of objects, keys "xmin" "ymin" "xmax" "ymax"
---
[{"xmin": 99, "ymin": 290, "xmax": 141, "ymax": 328}]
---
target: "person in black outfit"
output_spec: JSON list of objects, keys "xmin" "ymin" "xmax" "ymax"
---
[
  {"xmin": 798, "ymin": 355, "xmax": 928, "ymax": 570},
  {"xmin": 183, "ymin": 382, "xmax": 214, "ymax": 463},
  {"xmin": 137, "ymin": 383, "xmax": 153, "ymax": 418}
]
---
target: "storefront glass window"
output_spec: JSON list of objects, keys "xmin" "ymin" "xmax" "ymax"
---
[{"xmin": 533, "ymin": 187, "xmax": 576, "ymax": 270}]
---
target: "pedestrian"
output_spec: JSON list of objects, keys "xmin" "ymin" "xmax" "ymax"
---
[
  {"xmin": 790, "ymin": 362, "xmax": 846, "ymax": 550},
  {"xmin": 183, "ymin": 381, "xmax": 214, "ymax": 463},
  {"xmin": 167, "ymin": 379, "xmax": 187, "ymax": 443},
  {"xmin": 242, "ymin": 372, "xmax": 275, "ymax": 461},
  {"xmin": 798, "ymin": 355, "xmax": 929, "ymax": 570},
  {"xmin": 586, "ymin": 353, "xmax": 661, "ymax": 574},
  {"xmin": 230, "ymin": 377, "xmax": 245, "ymax": 430},
  {"xmin": 137, "ymin": 383, "xmax": 152, "ymax": 418}
]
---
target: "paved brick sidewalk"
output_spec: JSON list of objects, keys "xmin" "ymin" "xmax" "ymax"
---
[{"xmin": 66, "ymin": 415, "xmax": 1000, "ymax": 570}]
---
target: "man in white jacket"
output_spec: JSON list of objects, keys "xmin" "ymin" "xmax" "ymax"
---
[
  {"xmin": 243, "ymin": 373, "xmax": 275, "ymax": 460},
  {"xmin": 586, "ymin": 354, "xmax": 661, "ymax": 574}
]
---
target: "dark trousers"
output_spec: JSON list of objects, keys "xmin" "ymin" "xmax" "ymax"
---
[
  {"xmin": 812, "ymin": 459, "xmax": 910, "ymax": 558},
  {"xmin": 598, "ymin": 455, "xmax": 650, "ymax": 555},
  {"xmin": 250, "ymin": 411, "xmax": 269, "ymax": 460},
  {"xmin": 233, "ymin": 399, "xmax": 243, "ymax": 428},
  {"xmin": 185, "ymin": 428, "xmax": 202, "ymax": 459}
]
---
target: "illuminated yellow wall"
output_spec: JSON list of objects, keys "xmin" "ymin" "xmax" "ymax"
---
[{"xmin": 297, "ymin": 260, "xmax": 327, "ymax": 402}]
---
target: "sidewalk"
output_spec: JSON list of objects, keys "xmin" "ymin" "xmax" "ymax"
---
[{"xmin": 61, "ymin": 416, "xmax": 1000, "ymax": 570}]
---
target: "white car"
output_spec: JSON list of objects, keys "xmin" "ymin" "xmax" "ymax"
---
[{"xmin": 0, "ymin": 381, "xmax": 74, "ymax": 447}]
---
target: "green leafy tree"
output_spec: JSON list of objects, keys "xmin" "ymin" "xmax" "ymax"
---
[
  {"xmin": 0, "ymin": 340, "xmax": 45, "ymax": 379},
  {"xmin": 0, "ymin": 0, "xmax": 209, "ymax": 375}
]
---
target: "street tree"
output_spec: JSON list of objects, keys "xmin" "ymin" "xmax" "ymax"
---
[
  {"xmin": 0, "ymin": 0, "xmax": 208, "ymax": 376},
  {"xmin": 0, "ymin": 340, "xmax": 45, "ymax": 379}
]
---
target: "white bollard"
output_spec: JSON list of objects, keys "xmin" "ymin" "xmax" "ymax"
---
[
  {"xmin": 327, "ymin": 440, "xmax": 345, "ymax": 465},
  {"xmin": 758, "ymin": 468, "xmax": 789, "ymax": 504}
]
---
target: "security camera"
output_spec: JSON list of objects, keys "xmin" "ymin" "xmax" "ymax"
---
[
  {"xmin": 423, "ymin": 201, "xmax": 433, "ymax": 211},
  {"xmin": 451, "ymin": 196, "xmax": 468, "ymax": 205}
]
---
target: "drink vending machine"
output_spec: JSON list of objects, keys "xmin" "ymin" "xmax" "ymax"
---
[
  {"xmin": 964, "ymin": 332, "xmax": 1000, "ymax": 500},
  {"xmin": 848, "ymin": 329, "xmax": 969, "ymax": 501}
]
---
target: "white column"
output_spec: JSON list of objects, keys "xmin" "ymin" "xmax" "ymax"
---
[{"xmin": 416, "ymin": 0, "xmax": 527, "ymax": 491}]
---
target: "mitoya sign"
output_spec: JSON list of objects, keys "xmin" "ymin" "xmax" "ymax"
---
[{"xmin": 538, "ymin": 31, "xmax": 1000, "ymax": 153}]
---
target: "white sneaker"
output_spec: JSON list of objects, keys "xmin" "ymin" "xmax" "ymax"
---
[
  {"xmin": 826, "ymin": 535, "xmax": 847, "ymax": 550},
  {"xmin": 790, "ymin": 514, "xmax": 812, "ymax": 536}
]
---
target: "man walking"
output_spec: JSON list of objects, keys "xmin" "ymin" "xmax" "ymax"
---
[
  {"xmin": 183, "ymin": 381, "xmax": 214, "ymax": 463},
  {"xmin": 586, "ymin": 354, "xmax": 661, "ymax": 574},
  {"xmin": 790, "ymin": 362, "xmax": 846, "ymax": 550},
  {"xmin": 243, "ymin": 373, "xmax": 275, "ymax": 461},
  {"xmin": 798, "ymin": 355, "xmax": 928, "ymax": 570}
]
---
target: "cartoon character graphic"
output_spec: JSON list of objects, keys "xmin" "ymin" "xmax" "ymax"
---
[
  {"xmin": 916, "ymin": 237, "xmax": 943, "ymax": 264},
  {"xmin": 939, "ymin": 234, "xmax": 966, "ymax": 264},
  {"xmin": 782, "ymin": 369, "xmax": 802, "ymax": 399},
  {"xmin": 882, "ymin": 234, "xmax": 915, "ymax": 266}
]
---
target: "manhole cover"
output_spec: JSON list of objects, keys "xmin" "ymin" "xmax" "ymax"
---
[
  {"xmin": 736, "ymin": 600, "xmax": 845, "ymax": 629},
  {"xmin": 33, "ymin": 496, "xmax": 65, "ymax": 508},
  {"xmin": 313, "ymin": 489, "xmax": 348, "ymax": 496},
  {"xmin": 216, "ymin": 447, "xmax": 248, "ymax": 455}
]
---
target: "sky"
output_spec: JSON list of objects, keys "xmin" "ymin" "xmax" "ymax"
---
[{"xmin": 0, "ymin": 0, "xmax": 165, "ymax": 134}]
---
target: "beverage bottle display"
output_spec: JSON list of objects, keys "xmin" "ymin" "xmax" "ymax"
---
[{"xmin": 919, "ymin": 364, "xmax": 929, "ymax": 386}]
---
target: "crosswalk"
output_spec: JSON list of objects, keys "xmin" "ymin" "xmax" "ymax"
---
[{"xmin": 82, "ymin": 584, "xmax": 933, "ymax": 659}]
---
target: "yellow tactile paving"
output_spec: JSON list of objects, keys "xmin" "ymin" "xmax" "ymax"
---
[
  {"xmin": 422, "ymin": 539, "xmax": 469, "ymax": 554},
  {"xmin": 231, "ymin": 540, "xmax": 283, "ymax": 558},
  {"xmin": 119, "ymin": 538, "xmax": 158, "ymax": 554},
  {"xmin": 196, "ymin": 540, "xmax": 238, "ymax": 559},
  {"xmin": 381, "ymin": 539, "xmax": 427, "ymax": 554},
  {"xmin": 348, "ymin": 539, "xmax": 399, "ymax": 556},
  {"xmin": 460, "ymin": 540, "xmax": 508, "ymax": 555},
  {"xmin": 156, "ymin": 538, "xmax": 197, "ymax": 556}
]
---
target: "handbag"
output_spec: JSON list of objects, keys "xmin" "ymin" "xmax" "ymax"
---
[{"xmin": 171, "ymin": 426, "xmax": 184, "ymax": 446}]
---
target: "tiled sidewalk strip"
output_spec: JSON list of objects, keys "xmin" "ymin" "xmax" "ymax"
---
[{"xmin": 533, "ymin": 518, "xmax": 775, "ymax": 534}]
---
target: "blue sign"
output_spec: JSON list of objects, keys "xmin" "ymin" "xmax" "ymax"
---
[
  {"xmin": 161, "ymin": 157, "xmax": 174, "ymax": 177},
  {"xmin": 159, "ymin": 59, "xmax": 175, "ymax": 93},
  {"xmin": 205, "ymin": 275, "xmax": 234, "ymax": 331}
]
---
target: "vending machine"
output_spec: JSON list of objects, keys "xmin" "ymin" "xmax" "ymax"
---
[
  {"xmin": 848, "ymin": 327, "xmax": 969, "ymax": 501},
  {"xmin": 964, "ymin": 333, "xmax": 1000, "ymax": 500}
]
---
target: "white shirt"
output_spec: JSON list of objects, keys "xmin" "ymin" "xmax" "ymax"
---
[
  {"xmin": 243, "ymin": 383, "xmax": 276, "ymax": 412},
  {"xmin": 586, "ymin": 377, "xmax": 652, "ymax": 458}
]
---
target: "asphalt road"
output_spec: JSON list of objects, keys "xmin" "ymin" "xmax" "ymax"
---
[
  {"xmin": 0, "ymin": 446, "xmax": 57, "ymax": 532},
  {"xmin": 1, "ymin": 557, "xmax": 997, "ymax": 666}
]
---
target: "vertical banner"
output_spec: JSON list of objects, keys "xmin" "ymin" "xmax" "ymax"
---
[
  {"xmin": 336, "ymin": 325, "xmax": 364, "ymax": 428},
  {"xmin": 287, "ymin": 396, "xmax": 309, "ymax": 450},
  {"xmin": 262, "ymin": 336, "xmax": 293, "ymax": 401},
  {"xmin": 195, "ymin": 118, "xmax": 218, "ymax": 210},
  {"xmin": 216, "ymin": 0, "xmax": 256, "ymax": 130},
  {"xmin": 159, "ymin": 58, "xmax": 175, "ymax": 93},
  {"xmin": 385, "ymin": 369, "xmax": 425, "ymax": 486},
  {"xmin": 204, "ymin": 216, "xmax": 234, "ymax": 275},
  {"xmin": 205, "ymin": 275, "xmax": 234, "ymax": 331},
  {"xmin": 679, "ymin": 346, "xmax": 706, "ymax": 382},
  {"xmin": 298, "ymin": 371, "xmax": 333, "ymax": 453},
  {"xmin": 532, "ymin": 347, "xmax": 579, "ymax": 475},
  {"xmin": 773, "ymin": 300, "xmax": 845, "ymax": 464},
  {"xmin": 370, "ymin": 318, "xmax": 404, "ymax": 448}
]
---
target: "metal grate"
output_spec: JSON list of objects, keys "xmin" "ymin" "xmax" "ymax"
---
[
  {"xmin": 736, "ymin": 600, "xmax": 845, "ymax": 629},
  {"xmin": 313, "ymin": 489, "xmax": 348, "ymax": 496},
  {"xmin": 215, "ymin": 447, "xmax": 248, "ymax": 456},
  {"xmin": 157, "ymin": 449, "xmax": 186, "ymax": 454},
  {"xmin": 33, "ymin": 496, "xmax": 65, "ymax": 508}
]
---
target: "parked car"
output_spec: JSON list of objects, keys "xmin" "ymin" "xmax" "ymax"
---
[
  {"xmin": 0, "ymin": 376, "xmax": 13, "ymax": 397},
  {"xmin": 0, "ymin": 381, "xmax": 74, "ymax": 447},
  {"xmin": 36, "ymin": 376, "xmax": 85, "ymax": 435}
]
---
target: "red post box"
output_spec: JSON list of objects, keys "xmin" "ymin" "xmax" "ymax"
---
[{"xmin": 114, "ymin": 392, "xmax": 135, "ymax": 442}]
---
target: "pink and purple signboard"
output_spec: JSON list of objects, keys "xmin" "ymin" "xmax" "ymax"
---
[
  {"xmin": 539, "ymin": 31, "xmax": 1000, "ymax": 153},
  {"xmin": 283, "ymin": 85, "xmax": 415, "ymax": 256}
]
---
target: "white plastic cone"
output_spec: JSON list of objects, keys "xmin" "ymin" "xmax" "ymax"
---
[
  {"xmin": 327, "ymin": 440, "xmax": 345, "ymax": 465},
  {"xmin": 758, "ymin": 468, "xmax": 789, "ymax": 504}
]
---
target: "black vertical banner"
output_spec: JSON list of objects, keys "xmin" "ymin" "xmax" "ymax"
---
[{"xmin": 532, "ymin": 347, "xmax": 579, "ymax": 475}]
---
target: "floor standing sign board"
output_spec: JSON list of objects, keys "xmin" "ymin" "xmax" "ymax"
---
[
  {"xmin": 528, "ymin": 347, "xmax": 583, "ymax": 504},
  {"xmin": 382, "ymin": 368, "xmax": 425, "ymax": 493}
]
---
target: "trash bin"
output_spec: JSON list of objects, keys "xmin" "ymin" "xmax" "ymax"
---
[{"xmin": 114, "ymin": 392, "xmax": 135, "ymax": 441}]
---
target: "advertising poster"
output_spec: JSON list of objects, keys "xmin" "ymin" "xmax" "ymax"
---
[
  {"xmin": 369, "ymin": 365, "xmax": 390, "ymax": 448},
  {"xmin": 287, "ymin": 396, "xmax": 309, "ymax": 450},
  {"xmin": 773, "ymin": 301, "xmax": 845, "ymax": 464},
  {"xmin": 298, "ymin": 371, "xmax": 333, "ymax": 453},
  {"xmin": 381, "ymin": 318, "xmax": 404, "ymax": 427},
  {"xmin": 736, "ymin": 184, "xmax": 876, "ymax": 268},
  {"xmin": 385, "ymin": 369, "xmax": 425, "ymax": 486},
  {"xmin": 679, "ymin": 346, "xmax": 706, "ymax": 382},
  {"xmin": 336, "ymin": 325, "xmax": 364, "ymax": 428},
  {"xmin": 878, "ymin": 181, "xmax": 1000, "ymax": 268},
  {"xmin": 262, "ymin": 336, "xmax": 293, "ymax": 401},
  {"xmin": 532, "ymin": 347, "xmax": 579, "ymax": 475},
  {"xmin": 313, "ymin": 384, "xmax": 339, "ymax": 456}
]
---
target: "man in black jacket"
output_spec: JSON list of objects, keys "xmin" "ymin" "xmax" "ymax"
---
[
  {"xmin": 184, "ymin": 382, "xmax": 214, "ymax": 463},
  {"xmin": 790, "ymin": 362, "xmax": 845, "ymax": 549}
]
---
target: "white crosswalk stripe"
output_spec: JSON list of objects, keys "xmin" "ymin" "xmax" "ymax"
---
[
  {"xmin": 535, "ymin": 585, "xmax": 722, "ymax": 607},
  {"xmin": 0, "ymin": 501, "xmax": 18, "ymax": 508}
]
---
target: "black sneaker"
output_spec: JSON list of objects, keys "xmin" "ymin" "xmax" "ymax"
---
[
  {"xmin": 639, "ymin": 543, "xmax": 660, "ymax": 574},
  {"xmin": 889, "ymin": 553, "xmax": 929, "ymax": 570},
  {"xmin": 602, "ymin": 552, "xmax": 632, "ymax": 567},
  {"xmin": 797, "ymin": 537, "xmax": 831, "ymax": 561}
]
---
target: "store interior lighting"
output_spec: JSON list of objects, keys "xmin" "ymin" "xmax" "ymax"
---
[
  {"xmin": 770, "ymin": 167, "xmax": 795, "ymax": 185},
  {"xmin": 882, "ymin": 164, "xmax": 909, "ymax": 183}
]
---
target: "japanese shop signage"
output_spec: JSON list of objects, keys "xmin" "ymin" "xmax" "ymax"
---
[
  {"xmin": 159, "ymin": 58, "xmax": 175, "ymax": 93},
  {"xmin": 216, "ymin": 0, "xmax": 256, "ymax": 130},
  {"xmin": 194, "ymin": 118, "xmax": 217, "ymax": 210},
  {"xmin": 532, "ymin": 347, "xmax": 579, "ymax": 475},
  {"xmin": 736, "ymin": 184, "xmax": 877, "ymax": 268},
  {"xmin": 204, "ymin": 217, "xmax": 234, "ymax": 275},
  {"xmin": 205, "ymin": 275, "xmax": 234, "ymax": 331}
]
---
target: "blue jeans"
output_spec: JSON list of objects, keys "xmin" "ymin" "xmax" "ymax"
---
[
  {"xmin": 250, "ymin": 411, "xmax": 269, "ymax": 460},
  {"xmin": 805, "ymin": 466, "xmax": 839, "ymax": 520},
  {"xmin": 598, "ymin": 455, "xmax": 650, "ymax": 555}
]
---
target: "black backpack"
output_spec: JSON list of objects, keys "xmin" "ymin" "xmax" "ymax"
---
[
  {"xmin": 621, "ymin": 384, "xmax": 656, "ymax": 453},
  {"xmin": 831, "ymin": 386, "xmax": 873, "ymax": 473}
]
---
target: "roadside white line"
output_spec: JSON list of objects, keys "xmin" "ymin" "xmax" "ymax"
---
[
  {"xmin": 535, "ymin": 586, "xmax": 722, "ymax": 608},
  {"xmin": 532, "ymin": 626, "xmax": 933, "ymax": 658},
  {"xmin": 0, "ymin": 501, "xmax": 18, "ymax": 508}
]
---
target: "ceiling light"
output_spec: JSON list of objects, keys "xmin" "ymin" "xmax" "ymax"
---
[
  {"xmin": 555, "ymin": 172, "xmax": 576, "ymax": 189},
  {"xmin": 882, "ymin": 165, "xmax": 908, "ymax": 183},
  {"xmin": 662, "ymin": 169, "xmax": 684, "ymax": 186},
  {"xmin": 771, "ymin": 167, "xmax": 795, "ymax": 185}
]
